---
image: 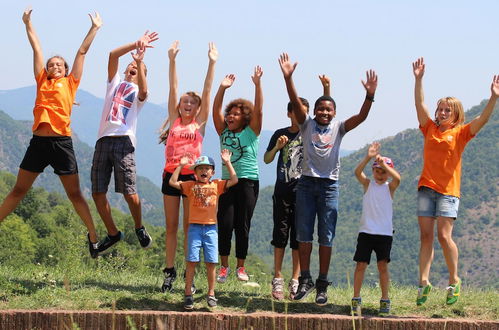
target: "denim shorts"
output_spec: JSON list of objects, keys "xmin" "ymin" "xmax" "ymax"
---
[
  {"xmin": 295, "ymin": 176, "xmax": 339, "ymax": 247},
  {"xmin": 417, "ymin": 186, "xmax": 460, "ymax": 218},
  {"xmin": 186, "ymin": 224, "xmax": 218, "ymax": 263}
]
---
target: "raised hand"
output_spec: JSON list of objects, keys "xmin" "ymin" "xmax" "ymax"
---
[
  {"xmin": 491, "ymin": 75, "xmax": 499, "ymax": 98},
  {"xmin": 375, "ymin": 154, "xmax": 385, "ymax": 167},
  {"xmin": 367, "ymin": 141, "xmax": 380, "ymax": 158},
  {"xmin": 319, "ymin": 74, "xmax": 331, "ymax": 88},
  {"xmin": 88, "ymin": 12, "xmax": 103, "ymax": 29},
  {"xmin": 412, "ymin": 57, "xmax": 425, "ymax": 79},
  {"xmin": 251, "ymin": 65, "xmax": 263, "ymax": 85},
  {"xmin": 208, "ymin": 42, "xmax": 218, "ymax": 62},
  {"xmin": 278, "ymin": 53, "xmax": 297, "ymax": 78},
  {"xmin": 131, "ymin": 48, "xmax": 145, "ymax": 63},
  {"xmin": 136, "ymin": 30, "xmax": 159, "ymax": 50},
  {"xmin": 276, "ymin": 135, "xmax": 289, "ymax": 150},
  {"xmin": 221, "ymin": 74, "xmax": 235, "ymax": 89},
  {"xmin": 361, "ymin": 70, "xmax": 378, "ymax": 95},
  {"xmin": 22, "ymin": 7, "xmax": 32, "ymax": 24},
  {"xmin": 168, "ymin": 41, "xmax": 180, "ymax": 60},
  {"xmin": 179, "ymin": 155, "xmax": 190, "ymax": 167},
  {"xmin": 221, "ymin": 149, "xmax": 232, "ymax": 164}
]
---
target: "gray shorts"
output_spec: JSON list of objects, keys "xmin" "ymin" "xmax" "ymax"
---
[{"xmin": 91, "ymin": 136, "xmax": 137, "ymax": 194}]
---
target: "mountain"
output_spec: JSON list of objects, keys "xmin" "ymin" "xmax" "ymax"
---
[
  {"xmin": 249, "ymin": 99, "xmax": 499, "ymax": 288},
  {"xmin": 0, "ymin": 110, "xmax": 164, "ymax": 227}
]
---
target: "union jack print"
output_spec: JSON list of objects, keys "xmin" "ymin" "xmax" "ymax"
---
[{"xmin": 107, "ymin": 81, "xmax": 136, "ymax": 124}]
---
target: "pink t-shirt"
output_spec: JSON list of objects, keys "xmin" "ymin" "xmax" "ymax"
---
[{"xmin": 164, "ymin": 117, "xmax": 203, "ymax": 175}]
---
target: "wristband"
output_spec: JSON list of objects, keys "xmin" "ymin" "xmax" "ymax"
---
[{"xmin": 365, "ymin": 94, "xmax": 375, "ymax": 102}]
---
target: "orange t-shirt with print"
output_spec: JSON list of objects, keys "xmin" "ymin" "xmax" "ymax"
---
[
  {"xmin": 418, "ymin": 120, "xmax": 474, "ymax": 198},
  {"xmin": 180, "ymin": 180, "xmax": 227, "ymax": 225},
  {"xmin": 32, "ymin": 69, "xmax": 80, "ymax": 136}
]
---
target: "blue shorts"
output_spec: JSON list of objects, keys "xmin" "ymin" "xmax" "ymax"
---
[
  {"xmin": 295, "ymin": 176, "xmax": 339, "ymax": 247},
  {"xmin": 417, "ymin": 186, "xmax": 460, "ymax": 218},
  {"xmin": 186, "ymin": 224, "xmax": 218, "ymax": 263}
]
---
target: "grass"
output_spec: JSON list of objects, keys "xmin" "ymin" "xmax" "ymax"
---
[{"xmin": 0, "ymin": 260, "xmax": 497, "ymax": 321}]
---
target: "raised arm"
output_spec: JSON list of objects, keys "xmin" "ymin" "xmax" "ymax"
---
[
  {"xmin": 264, "ymin": 135, "xmax": 288, "ymax": 164},
  {"xmin": 249, "ymin": 66, "xmax": 263, "ymax": 136},
  {"xmin": 22, "ymin": 8, "xmax": 44, "ymax": 77},
  {"xmin": 344, "ymin": 70, "xmax": 378, "ymax": 132},
  {"xmin": 132, "ymin": 48, "xmax": 147, "ymax": 101},
  {"xmin": 169, "ymin": 156, "xmax": 189, "ymax": 190},
  {"xmin": 167, "ymin": 41, "xmax": 180, "ymax": 121},
  {"xmin": 469, "ymin": 75, "xmax": 499, "ymax": 135},
  {"xmin": 278, "ymin": 53, "xmax": 307, "ymax": 124},
  {"xmin": 412, "ymin": 57, "xmax": 431, "ymax": 127},
  {"xmin": 71, "ymin": 12, "xmax": 102, "ymax": 81},
  {"xmin": 196, "ymin": 42, "xmax": 218, "ymax": 131},
  {"xmin": 212, "ymin": 74, "xmax": 235, "ymax": 135},
  {"xmin": 221, "ymin": 149, "xmax": 238, "ymax": 188},
  {"xmin": 108, "ymin": 31, "xmax": 159, "ymax": 82},
  {"xmin": 354, "ymin": 142, "xmax": 379, "ymax": 191},
  {"xmin": 319, "ymin": 74, "xmax": 331, "ymax": 96}
]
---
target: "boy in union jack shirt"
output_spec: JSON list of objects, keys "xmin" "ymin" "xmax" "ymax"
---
[{"xmin": 91, "ymin": 31, "xmax": 159, "ymax": 253}]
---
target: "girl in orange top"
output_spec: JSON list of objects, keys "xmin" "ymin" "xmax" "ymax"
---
[
  {"xmin": 0, "ymin": 8, "xmax": 102, "ymax": 258},
  {"xmin": 412, "ymin": 57, "xmax": 499, "ymax": 305},
  {"xmin": 158, "ymin": 41, "xmax": 218, "ymax": 293}
]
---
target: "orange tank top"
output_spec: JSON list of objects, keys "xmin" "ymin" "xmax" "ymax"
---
[
  {"xmin": 164, "ymin": 117, "xmax": 203, "ymax": 175},
  {"xmin": 32, "ymin": 69, "xmax": 80, "ymax": 136}
]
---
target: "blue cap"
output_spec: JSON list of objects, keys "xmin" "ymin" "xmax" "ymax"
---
[{"xmin": 190, "ymin": 155, "xmax": 215, "ymax": 170}]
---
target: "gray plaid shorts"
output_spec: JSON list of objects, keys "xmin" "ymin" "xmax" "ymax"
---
[{"xmin": 91, "ymin": 136, "xmax": 137, "ymax": 194}]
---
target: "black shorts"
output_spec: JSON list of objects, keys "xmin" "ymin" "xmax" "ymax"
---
[
  {"xmin": 20, "ymin": 135, "xmax": 78, "ymax": 175},
  {"xmin": 161, "ymin": 171, "xmax": 195, "ymax": 196},
  {"xmin": 91, "ymin": 136, "xmax": 137, "ymax": 194},
  {"xmin": 353, "ymin": 232, "xmax": 392, "ymax": 264},
  {"xmin": 271, "ymin": 190, "xmax": 298, "ymax": 250}
]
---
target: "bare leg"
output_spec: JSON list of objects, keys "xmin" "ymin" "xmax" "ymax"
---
[
  {"xmin": 92, "ymin": 192, "xmax": 118, "ymax": 236},
  {"xmin": 377, "ymin": 260, "xmax": 390, "ymax": 300},
  {"xmin": 418, "ymin": 216, "xmax": 435, "ymax": 286},
  {"xmin": 298, "ymin": 242, "xmax": 313, "ymax": 273},
  {"xmin": 353, "ymin": 262, "xmax": 368, "ymax": 297},
  {"xmin": 437, "ymin": 217, "xmax": 459, "ymax": 284},
  {"xmin": 318, "ymin": 245, "xmax": 332, "ymax": 276},
  {"xmin": 0, "ymin": 169, "xmax": 39, "ymax": 222},
  {"xmin": 59, "ymin": 174, "xmax": 98, "ymax": 242},
  {"xmin": 274, "ymin": 247, "xmax": 285, "ymax": 278},
  {"xmin": 236, "ymin": 258, "xmax": 245, "ymax": 268},
  {"xmin": 220, "ymin": 255, "xmax": 229, "ymax": 268},
  {"xmin": 124, "ymin": 193, "xmax": 142, "ymax": 229},
  {"xmin": 184, "ymin": 261, "xmax": 197, "ymax": 296},
  {"xmin": 182, "ymin": 197, "xmax": 189, "ymax": 257},
  {"xmin": 164, "ymin": 195, "xmax": 180, "ymax": 268},
  {"xmin": 206, "ymin": 262, "xmax": 216, "ymax": 296},
  {"xmin": 291, "ymin": 248, "xmax": 300, "ymax": 280}
]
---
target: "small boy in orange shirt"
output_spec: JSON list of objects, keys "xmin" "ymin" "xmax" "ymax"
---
[{"xmin": 169, "ymin": 149, "xmax": 238, "ymax": 310}]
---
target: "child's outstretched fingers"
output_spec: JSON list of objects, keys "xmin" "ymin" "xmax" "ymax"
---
[
  {"xmin": 412, "ymin": 57, "xmax": 425, "ymax": 79},
  {"xmin": 221, "ymin": 74, "xmax": 235, "ymax": 89},
  {"xmin": 319, "ymin": 74, "xmax": 330, "ymax": 87},
  {"xmin": 251, "ymin": 65, "xmax": 263, "ymax": 84},
  {"xmin": 22, "ymin": 7, "xmax": 32, "ymax": 24},
  {"xmin": 168, "ymin": 41, "xmax": 180, "ymax": 60},
  {"xmin": 132, "ymin": 48, "xmax": 145, "ymax": 62},
  {"xmin": 137, "ymin": 30, "xmax": 159, "ymax": 50},
  {"xmin": 179, "ymin": 155, "xmax": 190, "ymax": 166},
  {"xmin": 367, "ymin": 142, "xmax": 380, "ymax": 158},
  {"xmin": 276, "ymin": 135, "xmax": 289, "ymax": 149},
  {"xmin": 221, "ymin": 149, "xmax": 232, "ymax": 163},
  {"xmin": 361, "ymin": 70, "xmax": 378, "ymax": 95},
  {"xmin": 208, "ymin": 42, "xmax": 218, "ymax": 62},
  {"xmin": 278, "ymin": 53, "xmax": 297, "ymax": 78},
  {"xmin": 89, "ymin": 12, "xmax": 103, "ymax": 29},
  {"xmin": 491, "ymin": 75, "xmax": 499, "ymax": 97}
]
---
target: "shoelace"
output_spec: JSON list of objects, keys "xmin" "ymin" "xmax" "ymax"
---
[
  {"xmin": 272, "ymin": 280, "xmax": 284, "ymax": 292},
  {"xmin": 446, "ymin": 286, "xmax": 456, "ymax": 297}
]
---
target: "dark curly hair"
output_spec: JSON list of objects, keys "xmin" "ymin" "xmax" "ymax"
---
[{"xmin": 224, "ymin": 98, "xmax": 254, "ymax": 126}]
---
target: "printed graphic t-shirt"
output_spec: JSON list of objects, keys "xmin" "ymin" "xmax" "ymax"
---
[
  {"xmin": 220, "ymin": 126, "xmax": 259, "ymax": 180},
  {"xmin": 180, "ymin": 179, "xmax": 228, "ymax": 224},
  {"xmin": 33, "ymin": 69, "xmax": 80, "ymax": 136},
  {"xmin": 164, "ymin": 118, "xmax": 204, "ymax": 175},
  {"xmin": 97, "ymin": 73, "xmax": 147, "ymax": 147}
]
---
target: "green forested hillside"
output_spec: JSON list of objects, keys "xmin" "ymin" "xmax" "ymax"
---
[
  {"xmin": 0, "ymin": 110, "xmax": 165, "ymax": 227},
  {"xmin": 250, "ymin": 100, "xmax": 499, "ymax": 288}
]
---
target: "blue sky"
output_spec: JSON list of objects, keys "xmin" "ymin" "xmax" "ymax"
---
[{"xmin": 1, "ymin": 0, "xmax": 497, "ymax": 150}]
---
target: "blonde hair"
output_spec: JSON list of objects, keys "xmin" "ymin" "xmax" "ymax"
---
[
  {"xmin": 435, "ymin": 97, "xmax": 465, "ymax": 127},
  {"xmin": 158, "ymin": 91, "xmax": 202, "ymax": 144}
]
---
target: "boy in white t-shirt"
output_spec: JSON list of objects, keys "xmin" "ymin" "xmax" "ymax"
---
[
  {"xmin": 351, "ymin": 142, "xmax": 400, "ymax": 316},
  {"xmin": 91, "ymin": 32, "xmax": 159, "ymax": 253}
]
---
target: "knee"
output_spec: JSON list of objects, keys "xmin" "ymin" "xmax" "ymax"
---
[
  {"xmin": 420, "ymin": 231, "xmax": 434, "ymax": 244},
  {"xmin": 355, "ymin": 262, "xmax": 368, "ymax": 272},
  {"xmin": 66, "ymin": 188, "xmax": 84, "ymax": 202},
  {"xmin": 11, "ymin": 185, "xmax": 29, "ymax": 199},
  {"xmin": 124, "ymin": 193, "xmax": 140, "ymax": 205},
  {"xmin": 437, "ymin": 232, "xmax": 453, "ymax": 246},
  {"xmin": 377, "ymin": 261, "xmax": 388, "ymax": 273}
]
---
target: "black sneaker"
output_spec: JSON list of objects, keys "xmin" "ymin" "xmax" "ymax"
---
[
  {"xmin": 207, "ymin": 295, "xmax": 218, "ymax": 308},
  {"xmin": 135, "ymin": 226, "xmax": 152, "ymax": 248},
  {"xmin": 98, "ymin": 231, "xmax": 124, "ymax": 254},
  {"xmin": 184, "ymin": 295, "xmax": 194, "ymax": 310},
  {"xmin": 293, "ymin": 276, "xmax": 315, "ymax": 301},
  {"xmin": 87, "ymin": 234, "xmax": 99, "ymax": 259},
  {"xmin": 315, "ymin": 279, "xmax": 330, "ymax": 306},
  {"xmin": 161, "ymin": 267, "xmax": 177, "ymax": 293}
]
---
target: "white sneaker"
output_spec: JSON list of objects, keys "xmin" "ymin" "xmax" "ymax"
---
[
  {"xmin": 288, "ymin": 279, "xmax": 299, "ymax": 300},
  {"xmin": 236, "ymin": 267, "xmax": 249, "ymax": 281}
]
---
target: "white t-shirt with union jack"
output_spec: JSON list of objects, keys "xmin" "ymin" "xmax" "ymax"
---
[{"xmin": 97, "ymin": 73, "xmax": 148, "ymax": 147}]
